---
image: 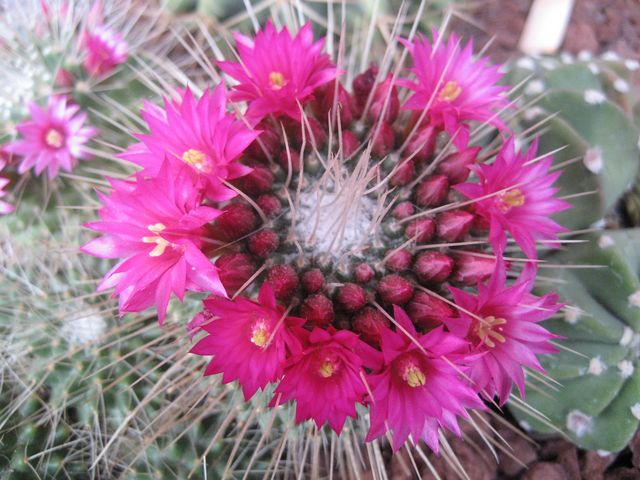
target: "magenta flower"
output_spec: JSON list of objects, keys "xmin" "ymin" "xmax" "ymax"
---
[
  {"xmin": 272, "ymin": 327, "xmax": 368, "ymax": 433},
  {"xmin": 366, "ymin": 306, "xmax": 483, "ymax": 452},
  {"xmin": 190, "ymin": 283, "xmax": 304, "ymax": 400},
  {"xmin": 455, "ymin": 138, "xmax": 571, "ymax": 258},
  {"xmin": 446, "ymin": 260, "xmax": 561, "ymax": 404},
  {"xmin": 81, "ymin": 160, "xmax": 225, "ymax": 323},
  {"xmin": 399, "ymin": 32, "xmax": 509, "ymax": 148},
  {"xmin": 218, "ymin": 21, "xmax": 339, "ymax": 122},
  {"xmin": 4, "ymin": 96, "xmax": 98, "ymax": 178},
  {"xmin": 120, "ymin": 86, "xmax": 258, "ymax": 201},
  {"xmin": 83, "ymin": 25, "xmax": 128, "ymax": 77},
  {"xmin": 0, "ymin": 157, "xmax": 14, "ymax": 215}
]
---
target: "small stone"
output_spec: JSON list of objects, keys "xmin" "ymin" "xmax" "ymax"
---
[{"xmin": 522, "ymin": 462, "xmax": 567, "ymax": 480}]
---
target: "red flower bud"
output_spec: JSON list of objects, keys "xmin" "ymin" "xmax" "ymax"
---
[
  {"xmin": 436, "ymin": 146, "xmax": 481, "ymax": 184},
  {"xmin": 391, "ymin": 159, "xmax": 415, "ymax": 187},
  {"xmin": 292, "ymin": 116, "xmax": 326, "ymax": 148},
  {"xmin": 377, "ymin": 274, "xmax": 414, "ymax": 304},
  {"xmin": 413, "ymin": 251, "xmax": 453, "ymax": 283},
  {"xmin": 405, "ymin": 218, "xmax": 435, "ymax": 243},
  {"xmin": 336, "ymin": 283, "xmax": 367, "ymax": 312},
  {"xmin": 353, "ymin": 307, "xmax": 390, "ymax": 345},
  {"xmin": 415, "ymin": 175, "xmax": 449, "ymax": 208},
  {"xmin": 393, "ymin": 202, "xmax": 415, "ymax": 220},
  {"xmin": 278, "ymin": 149, "xmax": 302, "ymax": 173},
  {"xmin": 212, "ymin": 203, "xmax": 258, "ymax": 242},
  {"xmin": 235, "ymin": 165, "xmax": 273, "ymax": 194},
  {"xmin": 341, "ymin": 130, "xmax": 360, "ymax": 158},
  {"xmin": 301, "ymin": 294, "xmax": 335, "ymax": 327},
  {"xmin": 353, "ymin": 64, "xmax": 378, "ymax": 109},
  {"xmin": 257, "ymin": 194, "xmax": 281, "ymax": 218},
  {"xmin": 313, "ymin": 81, "xmax": 355, "ymax": 128},
  {"xmin": 371, "ymin": 122, "xmax": 395, "ymax": 157},
  {"xmin": 385, "ymin": 248, "xmax": 412, "ymax": 272},
  {"xmin": 405, "ymin": 124, "xmax": 437, "ymax": 163},
  {"xmin": 248, "ymin": 229, "xmax": 280, "ymax": 258},
  {"xmin": 354, "ymin": 263, "xmax": 375, "ymax": 283},
  {"xmin": 436, "ymin": 210, "xmax": 474, "ymax": 242},
  {"xmin": 215, "ymin": 253, "xmax": 257, "ymax": 297},
  {"xmin": 267, "ymin": 265, "xmax": 299, "ymax": 301},
  {"xmin": 452, "ymin": 252, "xmax": 497, "ymax": 285},
  {"xmin": 301, "ymin": 268, "xmax": 324, "ymax": 293},
  {"xmin": 367, "ymin": 75, "xmax": 400, "ymax": 124},
  {"xmin": 407, "ymin": 292, "xmax": 453, "ymax": 330},
  {"xmin": 248, "ymin": 122, "xmax": 280, "ymax": 162}
]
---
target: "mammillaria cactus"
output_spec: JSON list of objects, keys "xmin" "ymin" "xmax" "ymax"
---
[{"xmin": 79, "ymin": 16, "xmax": 574, "ymax": 466}]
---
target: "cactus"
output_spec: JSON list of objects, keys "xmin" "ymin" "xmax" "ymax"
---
[
  {"xmin": 505, "ymin": 53, "xmax": 640, "ymax": 230},
  {"xmin": 509, "ymin": 229, "xmax": 640, "ymax": 452}
]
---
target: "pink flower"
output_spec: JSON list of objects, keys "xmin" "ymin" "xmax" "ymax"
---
[
  {"xmin": 83, "ymin": 25, "xmax": 128, "ymax": 77},
  {"xmin": 0, "ymin": 157, "xmax": 14, "ymax": 215},
  {"xmin": 5, "ymin": 96, "xmax": 97, "ymax": 179},
  {"xmin": 446, "ymin": 260, "xmax": 561, "ymax": 404},
  {"xmin": 218, "ymin": 21, "xmax": 339, "ymax": 122},
  {"xmin": 81, "ymin": 160, "xmax": 225, "ymax": 323},
  {"xmin": 190, "ymin": 283, "xmax": 304, "ymax": 400},
  {"xmin": 366, "ymin": 306, "xmax": 483, "ymax": 452},
  {"xmin": 455, "ymin": 138, "xmax": 571, "ymax": 258},
  {"xmin": 120, "ymin": 86, "xmax": 258, "ymax": 201},
  {"xmin": 272, "ymin": 327, "xmax": 368, "ymax": 433},
  {"xmin": 399, "ymin": 32, "xmax": 509, "ymax": 148}
]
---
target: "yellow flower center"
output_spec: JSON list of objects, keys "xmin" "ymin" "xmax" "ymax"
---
[
  {"xmin": 269, "ymin": 71, "xmax": 287, "ymax": 90},
  {"xmin": 403, "ymin": 364, "xmax": 426, "ymax": 388},
  {"xmin": 250, "ymin": 320, "xmax": 270, "ymax": 348},
  {"xmin": 497, "ymin": 189, "xmax": 525, "ymax": 212},
  {"xmin": 142, "ymin": 223, "xmax": 171, "ymax": 257},
  {"xmin": 319, "ymin": 360, "xmax": 336, "ymax": 378},
  {"xmin": 475, "ymin": 315, "xmax": 507, "ymax": 348},
  {"xmin": 181, "ymin": 149, "xmax": 210, "ymax": 172},
  {"xmin": 45, "ymin": 129, "xmax": 64, "ymax": 148},
  {"xmin": 437, "ymin": 80, "xmax": 462, "ymax": 102}
]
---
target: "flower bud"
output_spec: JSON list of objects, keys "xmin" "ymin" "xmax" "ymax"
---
[
  {"xmin": 391, "ymin": 159, "xmax": 415, "ymax": 187},
  {"xmin": 215, "ymin": 253, "xmax": 257, "ymax": 297},
  {"xmin": 292, "ymin": 117, "xmax": 326, "ymax": 148},
  {"xmin": 278, "ymin": 149, "xmax": 302, "ymax": 173},
  {"xmin": 353, "ymin": 307, "xmax": 390, "ymax": 345},
  {"xmin": 248, "ymin": 229, "xmax": 280, "ymax": 258},
  {"xmin": 336, "ymin": 283, "xmax": 367, "ymax": 312},
  {"xmin": 452, "ymin": 252, "xmax": 496, "ymax": 285},
  {"xmin": 248, "ymin": 122, "xmax": 280, "ymax": 162},
  {"xmin": 235, "ymin": 165, "xmax": 273, "ymax": 194},
  {"xmin": 371, "ymin": 122, "xmax": 395, "ymax": 157},
  {"xmin": 267, "ymin": 265, "xmax": 299, "ymax": 301},
  {"xmin": 212, "ymin": 203, "xmax": 258, "ymax": 242},
  {"xmin": 436, "ymin": 146, "xmax": 481, "ymax": 184},
  {"xmin": 436, "ymin": 210, "xmax": 474, "ymax": 242},
  {"xmin": 353, "ymin": 64, "xmax": 378, "ymax": 109},
  {"xmin": 367, "ymin": 75, "xmax": 399, "ymax": 124},
  {"xmin": 393, "ymin": 202, "xmax": 415, "ymax": 220},
  {"xmin": 301, "ymin": 294, "xmax": 335, "ymax": 327},
  {"xmin": 413, "ymin": 251, "xmax": 453, "ymax": 283},
  {"xmin": 341, "ymin": 130, "xmax": 360, "ymax": 158},
  {"xmin": 415, "ymin": 175, "xmax": 449, "ymax": 208},
  {"xmin": 385, "ymin": 248, "xmax": 412, "ymax": 272},
  {"xmin": 405, "ymin": 218, "xmax": 435, "ymax": 243},
  {"xmin": 377, "ymin": 274, "xmax": 414, "ymax": 304},
  {"xmin": 314, "ymin": 81, "xmax": 355, "ymax": 128},
  {"xmin": 405, "ymin": 124, "xmax": 437, "ymax": 163},
  {"xmin": 302, "ymin": 268, "xmax": 324, "ymax": 293},
  {"xmin": 407, "ymin": 292, "xmax": 453, "ymax": 330},
  {"xmin": 354, "ymin": 263, "xmax": 375, "ymax": 283},
  {"xmin": 257, "ymin": 194, "xmax": 281, "ymax": 218}
]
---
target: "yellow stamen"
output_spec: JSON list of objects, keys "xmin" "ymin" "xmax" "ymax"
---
[
  {"xmin": 250, "ymin": 321, "xmax": 269, "ymax": 348},
  {"xmin": 269, "ymin": 71, "xmax": 287, "ymax": 90},
  {"xmin": 319, "ymin": 360, "xmax": 336, "ymax": 378},
  {"xmin": 45, "ymin": 129, "xmax": 64, "ymax": 148},
  {"xmin": 181, "ymin": 149, "xmax": 210, "ymax": 172},
  {"xmin": 403, "ymin": 364, "xmax": 426, "ymax": 388},
  {"xmin": 437, "ymin": 80, "xmax": 462, "ymax": 102},
  {"xmin": 141, "ymin": 223, "xmax": 170, "ymax": 257},
  {"xmin": 497, "ymin": 189, "xmax": 525, "ymax": 212},
  {"xmin": 476, "ymin": 315, "xmax": 507, "ymax": 348}
]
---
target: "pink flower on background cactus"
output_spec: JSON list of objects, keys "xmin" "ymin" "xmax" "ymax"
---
[
  {"xmin": 120, "ymin": 86, "xmax": 259, "ymax": 201},
  {"xmin": 218, "ymin": 21, "xmax": 339, "ymax": 122},
  {"xmin": 0, "ymin": 157, "xmax": 14, "ymax": 215},
  {"xmin": 399, "ymin": 31, "xmax": 509, "ymax": 148},
  {"xmin": 5, "ymin": 96, "xmax": 97, "ymax": 178},
  {"xmin": 455, "ymin": 138, "xmax": 571, "ymax": 257},
  {"xmin": 81, "ymin": 161, "xmax": 226, "ymax": 323},
  {"xmin": 446, "ymin": 260, "xmax": 561, "ymax": 404},
  {"xmin": 190, "ymin": 283, "xmax": 304, "ymax": 400},
  {"xmin": 83, "ymin": 25, "xmax": 128, "ymax": 77}
]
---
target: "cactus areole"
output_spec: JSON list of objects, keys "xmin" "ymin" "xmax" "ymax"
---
[{"xmin": 83, "ymin": 22, "xmax": 570, "ymax": 452}]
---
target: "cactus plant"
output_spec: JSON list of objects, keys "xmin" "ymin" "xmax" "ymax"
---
[{"xmin": 511, "ymin": 229, "xmax": 640, "ymax": 452}]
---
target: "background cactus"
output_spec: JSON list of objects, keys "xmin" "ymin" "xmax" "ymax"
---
[{"xmin": 510, "ymin": 229, "xmax": 640, "ymax": 452}]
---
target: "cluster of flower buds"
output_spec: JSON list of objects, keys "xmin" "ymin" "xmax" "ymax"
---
[
  {"xmin": 0, "ymin": 1, "xmax": 129, "ymax": 210},
  {"xmin": 83, "ymin": 21, "xmax": 569, "ymax": 452}
]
